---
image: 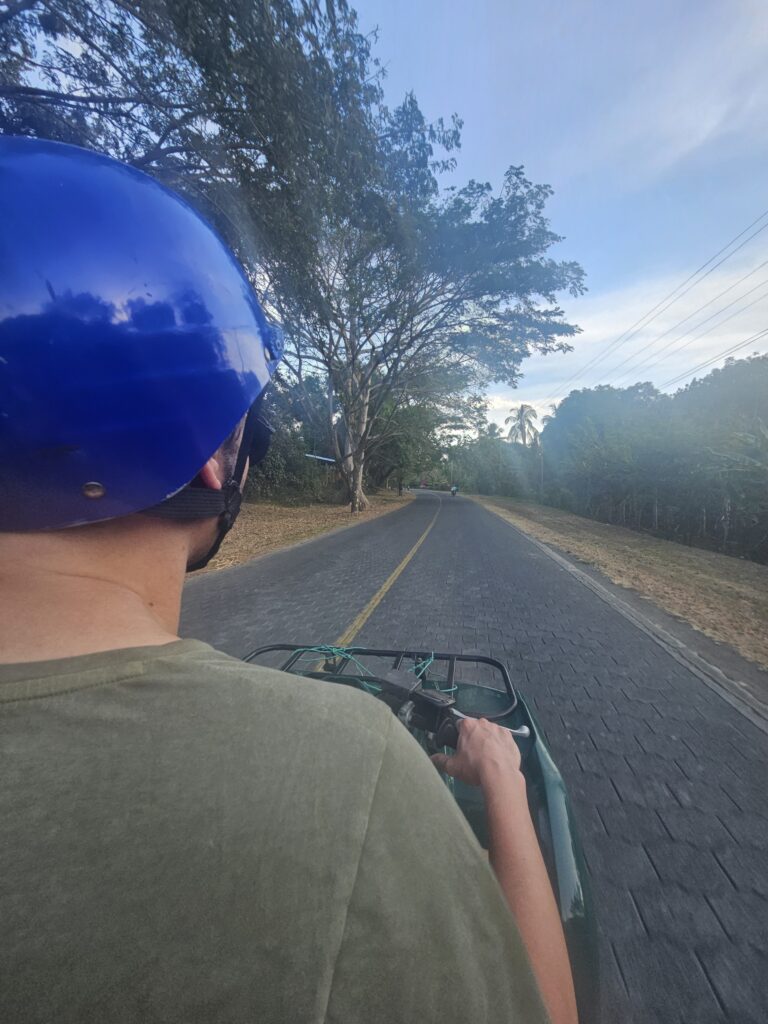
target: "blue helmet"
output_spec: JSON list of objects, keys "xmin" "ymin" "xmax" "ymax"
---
[{"xmin": 0, "ymin": 136, "xmax": 282, "ymax": 537}]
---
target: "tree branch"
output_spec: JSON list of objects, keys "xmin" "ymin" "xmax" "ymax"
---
[{"xmin": 0, "ymin": 0, "xmax": 39, "ymax": 27}]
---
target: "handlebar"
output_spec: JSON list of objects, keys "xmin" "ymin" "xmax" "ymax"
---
[
  {"xmin": 435, "ymin": 710, "xmax": 531, "ymax": 749},
  {"xmin": 425, "ymin": 707, "xmax": 530, "ymax": 751},
  {"xmin": 242, "ymin": 644, "xmax": 530, "ymax": 749},
  {"xmin": 337, "ymin": 671, "xmax": 532, "ymax": 751}
]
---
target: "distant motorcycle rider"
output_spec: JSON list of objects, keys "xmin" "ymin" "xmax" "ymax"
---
[{"xmin": 0, "ymin": 137, "xmax": 575, "ymax": 1024}]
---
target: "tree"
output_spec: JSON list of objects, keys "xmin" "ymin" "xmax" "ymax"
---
[
  {"xmin": 0, "ymin": 0, "xmax": 382, "ymax": 300},
  {"xmin": 505, "ymin": 403, "xmax": 540, "ymax": 446},
  {"xmin": 535, "ymin": 357, "xmax": 768, "ymax": 561},
  {"xmin": 365, "ymin": 403, "xmax": 444, "ymax": 493},
  {"xmin": 2, "ymin": 2, "xmax": 585, "ymax": 514},
  {"xmin": 279, "ymin": 124, "xmax": 585, "ymax": 510},
  {"xmin": 482, "ymin": 422, "xmax": 504, "ymax": 439},
  {"xmin": 245, "ymin": 374, "xmax": 339, "ymax": 502}
]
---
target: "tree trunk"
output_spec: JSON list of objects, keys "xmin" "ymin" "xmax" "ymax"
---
[
  {"xmin": 538, "ymin": 449, "xmax": 544, "ymax": 502},
  {"xmin": 333, "ymin": 370, "xmax": 371, "ymax": 514},
  {"xmin": 721, "ymin": 497, "xmax": 732, "ymax": 552},
  {"xmin": 350, "ymin": 455, "xmax": 368, "ymax": 512},
  {"xmin": 338, "ymin": 445, "xmax": 370, "ymax": 512}
]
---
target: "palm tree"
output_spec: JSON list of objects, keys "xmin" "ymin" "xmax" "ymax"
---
[
  {"xmin": 482, "ymin": 422, "xmax": 503, "ymax": 439},
  {"xmin": 505, "ymin": 403, "xmax": 539, "ymax": 446},
  {"xmin": 541, "ymin": 403, "xmax": 558, "ymax": 429}
]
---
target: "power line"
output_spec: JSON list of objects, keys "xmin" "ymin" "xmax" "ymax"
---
[
  {"xmin": 543, "ymin": 207, "xmax": 768, "ymax": 405},
  {"xmin": 608, "ymin": 276, "xmax": 768, "ymax": 386},
  {"xmin": 603, "ymin": 260, "xmax": 768, "ymax": 386},
  {"xmin": 657, "ymin": 327, "xmax": 768, "ymax": 390}
]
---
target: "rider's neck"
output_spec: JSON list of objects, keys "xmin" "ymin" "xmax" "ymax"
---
[{"xmin": 0, "ymin": 516, "xmax": 205, "ymax": 664}]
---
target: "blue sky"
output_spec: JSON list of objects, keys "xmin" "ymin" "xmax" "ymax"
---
[{"xmin": 353, "ymin": 0, "xmax": 768, "ymax": 424}]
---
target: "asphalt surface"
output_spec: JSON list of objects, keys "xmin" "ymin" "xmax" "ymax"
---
[{"xmin": 181, "ymin": 491, "xmax": 768, "ymax": 1024}]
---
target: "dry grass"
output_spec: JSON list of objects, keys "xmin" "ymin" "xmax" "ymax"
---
[
  {"xmin": 202, "ymin": 492, "xmax": 412, "ymax": 573},
  {"xmin": 474, "ymin": 495, "xmax": 768, "ymax": 670}
]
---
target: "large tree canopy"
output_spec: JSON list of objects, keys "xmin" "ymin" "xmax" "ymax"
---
[
  {"xmin": 0, "ymin": 0, "xmax": 382, "ymax": 290},
  {"xmin": 2, "ymin": 0, "xmax": 584, "ymax": 510},
  {"xmin": 278, "ymin": 109, "xmax": 585, "ymax": 507}
]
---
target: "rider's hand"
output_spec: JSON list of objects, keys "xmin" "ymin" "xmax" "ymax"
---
[
  {"xmin": 436, "ymin": 719, "xmax": 577, "ymax": 1024},
  {"xmin": 431, "ymin": 717, "xmax": 523, "ymax": 790}
]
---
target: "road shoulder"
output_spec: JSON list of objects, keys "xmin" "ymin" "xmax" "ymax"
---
[{"xmin": 473, "ymin": 495, "xmax": 768, "ymax": 732}]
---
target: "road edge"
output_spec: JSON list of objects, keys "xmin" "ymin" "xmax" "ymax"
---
[
  {"xmin": 186, "ymin": 495, "xmax": 414, "ymax": 584},
  {"xmin": 477, "ymin": 500, "xmax": 768, "ymax": 737}
]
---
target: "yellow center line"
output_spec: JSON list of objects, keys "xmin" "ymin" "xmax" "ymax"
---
[{"xmin": 335, "ymin": 501, "xmax": 442, "ymax": 647}]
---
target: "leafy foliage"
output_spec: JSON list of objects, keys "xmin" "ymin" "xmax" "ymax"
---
[
  {"xmin": 1, "ymin": 0, "xmax": 583, "ymax": 512},
  {"xmin": 505, "ymin": 403, "xmax": 540, "ymax": 446},
  {"xmin": 443, "ymin": 431, "xmax": 540, "ymax": 499},
  {"xmin": 246, "ymin": 375, "xmax": 342, "ymax": 503},
  {"xmin": 279, "ymin": 141, "xmax": 584, "ymax": 508},
  {"xmin": 0, "ymin": 0, "xmax": 382, "ymax": 293},
  {"xmin": 456, "ymin": 356, "xmax": 768, "ymax": 562}
]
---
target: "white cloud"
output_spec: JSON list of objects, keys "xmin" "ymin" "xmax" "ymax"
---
[
  {"xmin": 553, "ymin": 1, "xmax": 768, "ymax": 186},
  {"xmin": 485, "ymin": 394, "xmax": 555, "ymax": 432}
]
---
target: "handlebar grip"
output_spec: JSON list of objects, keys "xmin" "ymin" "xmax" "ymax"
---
[{"xmin": 436, "ymin": 715, "xmax": 461, "ymax": 750}]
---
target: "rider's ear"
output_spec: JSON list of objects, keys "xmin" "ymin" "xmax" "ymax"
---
[
  {"xmin": 197, "ymin": 453, "xmax": 225, "ymax": 491},
  {"xmin": 197, "ymin": 416, "xmax": 248, "ymax": 491}
]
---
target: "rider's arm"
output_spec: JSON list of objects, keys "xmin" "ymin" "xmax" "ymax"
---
[
  {"xmin": 432, "ymin": 719, "xmax": 578, "ymax": 1024},
  {"xmin": 323, "ymin": 711, "xmax": 551, "ymax": 1024}
]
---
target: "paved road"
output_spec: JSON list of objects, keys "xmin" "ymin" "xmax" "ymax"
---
[{"xmin": 181, "ymin": 492, "xmax": 768, "ymax": 1024}]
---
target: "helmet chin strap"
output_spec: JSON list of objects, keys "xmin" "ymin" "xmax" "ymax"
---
[
  {"xmin": 185, "ymin": 477, "xmax": 244, "ymax": 572},
  {"xmin": 143, "ymin": 403, "xmax": 264, "ymax": 572}
]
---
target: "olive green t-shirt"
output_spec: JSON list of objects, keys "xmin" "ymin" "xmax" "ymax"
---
[{"xmin": 0, "ymin": 640, "xmax": 549, "ymax": 1024}]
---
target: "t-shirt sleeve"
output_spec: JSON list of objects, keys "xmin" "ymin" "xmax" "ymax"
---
[{"xmin": 323, "ymin": 714, "xmax": 551, "ymax": 1024}]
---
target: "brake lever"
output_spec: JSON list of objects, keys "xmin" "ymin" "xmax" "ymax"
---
[
  {"xmin": 435, "ymin": 714, "xmax": 460, "ymax": 749},
  {"xmin": 435, "ymin": 710, "xmax": 531, "ymax": 750}
]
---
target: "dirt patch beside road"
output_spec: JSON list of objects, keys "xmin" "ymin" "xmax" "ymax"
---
[
  {"xmin": 474, "ymin": 495, "xmax": 768, "ymax": 670},
  {"xmin": 203, "ymin": 492, "xmax": 412, "ymax": 573}
]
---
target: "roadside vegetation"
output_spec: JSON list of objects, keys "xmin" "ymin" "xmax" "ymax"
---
[{"xmin": 446, "ymin": 355, "xmax": 768, "ymax": 565}]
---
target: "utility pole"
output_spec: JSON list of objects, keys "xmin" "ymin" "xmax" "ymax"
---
[{"xmin": 539, "ymin": 446, "xmax": 544, "ymax": 502}]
